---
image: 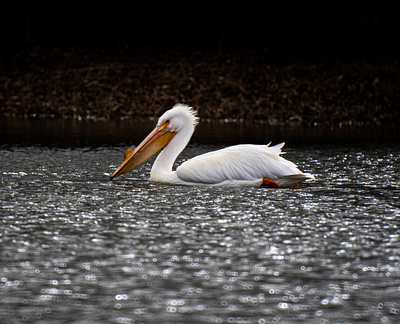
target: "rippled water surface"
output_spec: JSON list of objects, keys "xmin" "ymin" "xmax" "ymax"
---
[{"xmin": 1, "ymin": 142, "xmax": 400, "ymax": 323}]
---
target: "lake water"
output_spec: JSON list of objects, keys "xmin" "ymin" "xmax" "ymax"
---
[{"xmin": 1, "ymin": 118, "xmax": 400, "ymax": 323}]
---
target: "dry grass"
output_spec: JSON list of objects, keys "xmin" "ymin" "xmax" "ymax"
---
[{"xmin": 1, "ymin": 51, "xmax": 399, "ymax": 125}]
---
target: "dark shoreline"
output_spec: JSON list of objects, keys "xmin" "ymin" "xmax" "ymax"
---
[
  {"xmin": 1, "ymin": 50, "xmax": 399, "ymax": 126},
  {"xmin": 2, "ymin": 115, "xmax": 400, "ymax": 148}
]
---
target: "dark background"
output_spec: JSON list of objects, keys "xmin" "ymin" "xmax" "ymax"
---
[
  {"xmin": 1, "ymin": 1, "xmax": 399, "ymax": 125},
  {"xmin": 1, "ymin": 0, "xmax": 398, "ymax": 63}
]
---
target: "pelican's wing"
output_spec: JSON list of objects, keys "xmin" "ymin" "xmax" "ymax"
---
[{"xmin": 176, "ymin": 143, "xmax": 310, "ymax": 185}]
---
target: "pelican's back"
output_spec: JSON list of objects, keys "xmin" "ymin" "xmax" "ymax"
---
[{"xmin": 176, "ymin": 143, "xmax": 312, "ymax": 186}]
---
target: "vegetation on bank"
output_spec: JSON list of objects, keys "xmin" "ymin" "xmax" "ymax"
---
[{"xmin": 1, "ymin": 51, "xmax": 399, "ymax": 126}]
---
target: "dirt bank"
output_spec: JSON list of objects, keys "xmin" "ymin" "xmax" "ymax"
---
[{"xmin": 1, "ymin": 51, "xmax": 399, "ymax": 125}]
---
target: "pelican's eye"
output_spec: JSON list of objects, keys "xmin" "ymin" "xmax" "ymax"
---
[{"xmin": 159, "ymin": 118, "xmax": 171, "ymax": 131}]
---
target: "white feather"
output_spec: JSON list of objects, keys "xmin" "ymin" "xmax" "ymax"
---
[
  {"xmin": 176, "ymin": 143, "xmax": 312, "ymax": 185},
  {"xmin": 145, "ymin": 104, "xmax": 314, "ymax": 187}
]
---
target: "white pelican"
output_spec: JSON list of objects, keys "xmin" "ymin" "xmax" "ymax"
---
[{"xmin": 110, "ymin": 104, "xmax": 314, "ymax": 187}]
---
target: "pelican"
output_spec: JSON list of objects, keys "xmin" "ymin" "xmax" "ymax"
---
[{"xmin": 110, "ymin": 104, "xmax": 314, "ymax": 187}]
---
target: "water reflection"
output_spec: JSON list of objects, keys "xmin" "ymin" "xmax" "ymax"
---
[
  {"xmin": 1, "ymin": 116, "xmax": 400, "ymax": 147},
  {"xmin": 1, "ymin": 139, "xmax": 400, "ymax": 322}
]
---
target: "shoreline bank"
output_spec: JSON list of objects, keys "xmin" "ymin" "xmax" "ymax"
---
[{"xmin": 1, "ymin": 51, "xmax": 399, "ymax": 126}]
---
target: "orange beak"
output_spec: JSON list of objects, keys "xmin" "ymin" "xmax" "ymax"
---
[{"xmin": 110, "ymin": 125, "xmax": 176, "ymax": 180}]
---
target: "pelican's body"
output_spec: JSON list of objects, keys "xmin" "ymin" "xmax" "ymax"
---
[{"xmin": 110, "ymin": 104, "xmax": 314, "ymax": 187}]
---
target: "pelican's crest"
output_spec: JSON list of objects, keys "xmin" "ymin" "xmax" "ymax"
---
[{"xmin": 163, "ymin": 103, "xmax": 199, "ymax": 128}]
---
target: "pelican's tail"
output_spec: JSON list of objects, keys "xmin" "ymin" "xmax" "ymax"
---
[{"xmin": 277, "ymin": 173, "xmax": 315, "ymax": 188}]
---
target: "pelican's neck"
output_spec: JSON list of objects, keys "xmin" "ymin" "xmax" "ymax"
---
[{"xmin": 150, "ymin": 123, "xmax": 194, "ymax": 181}]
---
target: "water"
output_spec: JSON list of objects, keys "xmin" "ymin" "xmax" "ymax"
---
[
  {"xmin": 1, "ymin": 123, "xmax": 400, "ymax": 323},
  {"xmin": 2, "ymin": 117, "xmax": 400, "ymax": 147}
]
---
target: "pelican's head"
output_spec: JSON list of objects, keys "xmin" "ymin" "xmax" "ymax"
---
[
  {"xmin": 110, "ymin": 104, "xmax": 198, "ymax": 180},
  {"xmin": 156, "ymin": 103, "xmax": 199, "ymax": 132}
]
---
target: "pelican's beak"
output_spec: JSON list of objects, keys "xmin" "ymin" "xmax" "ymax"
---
[{"xmin": 110, "ymin": 125, "xmax": 176, "ymax": 180}]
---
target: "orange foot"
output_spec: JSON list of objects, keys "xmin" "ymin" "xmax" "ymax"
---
[
  {"xmin": 261, "ymin": 178, "xmax": 280, "ymax": 188},
  {"xmin": 290, "ymin": 183, "xmax": 300, "ymax": 189}
]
